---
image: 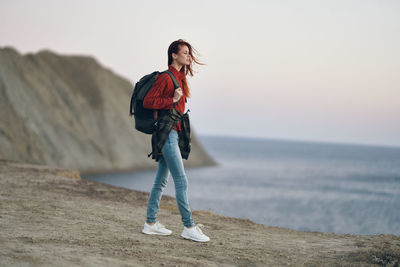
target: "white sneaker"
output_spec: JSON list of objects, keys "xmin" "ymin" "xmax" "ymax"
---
[
  {"xmin": 142, "ymin": 221, "xmax": 172, "ymax": 236},
  {"xmin": 181, "ymin": 223, "xmax": 210, "ymax": 242}
]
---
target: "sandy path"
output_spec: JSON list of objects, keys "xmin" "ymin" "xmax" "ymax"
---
[{"xmin": 1, "ymin": 159, "xmax": 399, "ymax": 266}]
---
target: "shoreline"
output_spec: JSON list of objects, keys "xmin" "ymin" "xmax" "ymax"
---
[
  {"xmin": 82, "ymin": 174, "xmax": 400, "ymax": 239},
  {"xmin": 1, "ymin": 159, "xmax": 399, "ymax": 266},
  {"xmin": 80, "ymin": 162, "xmax": 218, "ymax": 177},
  {"xmin": 81, "ymin": 162, "xmax": 400, "ymax": 238}
]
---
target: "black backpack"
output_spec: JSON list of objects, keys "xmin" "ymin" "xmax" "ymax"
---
[{"xmin": 129, "ymin": 69, "xmax": 183, "ymax": 134}]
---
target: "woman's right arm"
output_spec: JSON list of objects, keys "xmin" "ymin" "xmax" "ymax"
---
[{"xmin": 143, "ymin": 74, "xmax": 175, "ymax": 110}]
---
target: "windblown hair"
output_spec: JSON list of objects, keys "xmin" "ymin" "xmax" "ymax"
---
[{"xmin": 167, "ymin": 39, "xmax": 204, "ymax": 98}]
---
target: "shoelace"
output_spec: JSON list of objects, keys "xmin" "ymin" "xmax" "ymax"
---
[
  {"xmin": 194, "ymin": 223, "xmax": 204, "ymax": 235},
  {"xmin": 155, "ymin": 221, "xmax": 166, "ymax": 229}
]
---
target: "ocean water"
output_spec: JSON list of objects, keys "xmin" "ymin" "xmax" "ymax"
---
[{"xmin": 84, "ymin": 135, "xmax": 400, "ymax": 236}]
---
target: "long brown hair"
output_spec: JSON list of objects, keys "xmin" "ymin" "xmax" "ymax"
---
[{"xmin": 168, "ymin": 39, "xmax": 204, "ymax": 98}]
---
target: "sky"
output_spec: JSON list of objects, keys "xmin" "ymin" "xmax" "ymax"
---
[{"xmin": 1, "ymin": 0, "xmax": 399, "ymax": 147}]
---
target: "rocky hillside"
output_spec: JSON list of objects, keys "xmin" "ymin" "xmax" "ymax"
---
[{"xmin": 0, "ymin": 46, "xmax": 216, "ymax": 174}]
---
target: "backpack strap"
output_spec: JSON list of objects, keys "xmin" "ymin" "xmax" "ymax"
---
[
  {"xmin": 163, "ymin": 70, "xmax": 187, "ymax": 107},
  {"xmin": 152, "ymin": 70, "xmax": 181, "ymax": 121},
  {"xmin": 152, "ymin": 70, "xmax": 185, "ymax": 122},
  {"xmin": 163, "ymin": 70, "xmax": 180, "ymax": 89}
]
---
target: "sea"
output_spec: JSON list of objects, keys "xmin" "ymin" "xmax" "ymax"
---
[{"xmin": 83, "ymin": 135, "xmax": 400, "ymax": 236}]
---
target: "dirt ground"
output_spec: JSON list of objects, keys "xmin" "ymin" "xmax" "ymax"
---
[{"xmin": 1, "ymin": 159, "xmax": 399, "ymax": 266}]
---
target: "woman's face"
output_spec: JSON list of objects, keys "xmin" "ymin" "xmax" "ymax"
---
[{"xmin": 174, "ymin": 45, "xmax": 191, "ymax": 66}]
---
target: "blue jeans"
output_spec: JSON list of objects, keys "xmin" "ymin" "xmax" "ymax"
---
[{"xmin": 146, "ymin": 129, "xmax": 195, "ymax": 227}]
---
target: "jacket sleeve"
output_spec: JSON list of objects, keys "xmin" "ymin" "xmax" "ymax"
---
[{"xmin": 143, "ymin": 73, "xmax": 174, "ymax": 110}]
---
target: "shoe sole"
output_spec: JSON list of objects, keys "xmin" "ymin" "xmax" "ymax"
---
[
  {"xmin": 142, "ymin": 229, "xmax": 172, "ymax": 236},
  {"xmin": 181, "ymin": 233, "xmax": 210, "ymax": 242}
]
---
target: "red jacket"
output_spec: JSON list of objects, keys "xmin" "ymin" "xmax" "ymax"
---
[{"xmin": 143, "ymin": 65, "xmax": 186, "ymax": 133}]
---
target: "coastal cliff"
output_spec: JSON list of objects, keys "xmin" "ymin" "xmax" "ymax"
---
[
  {"xmin": 0, "ymin": 46, "xmax": 216, "ymax": 174},
  {"xmin": 1, "ymin": 159, "xmax": 399, "ymax": 266}
]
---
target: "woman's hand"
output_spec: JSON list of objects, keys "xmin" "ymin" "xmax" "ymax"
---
[{"xmin": 173, "ymin": 88, "xmax": 183, "ymax": 103}]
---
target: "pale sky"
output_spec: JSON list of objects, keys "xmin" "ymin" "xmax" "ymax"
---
[{"xmin": 1, "ymin": 0, "xmax": 399, "ymax": 147}]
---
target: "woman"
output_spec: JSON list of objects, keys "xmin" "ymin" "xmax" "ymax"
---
[{"xmin": 141, "ymin": 39, "xmax": 210, "ymax": 242}]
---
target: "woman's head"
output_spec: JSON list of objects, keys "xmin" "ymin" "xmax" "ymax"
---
[
  {"xmin": 168, "ymin": 39, "xmax": 204, "ymax": 98},
  {"xmin": 169, "ymin": 43, "xmax": 191, "ymax": 67}
]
